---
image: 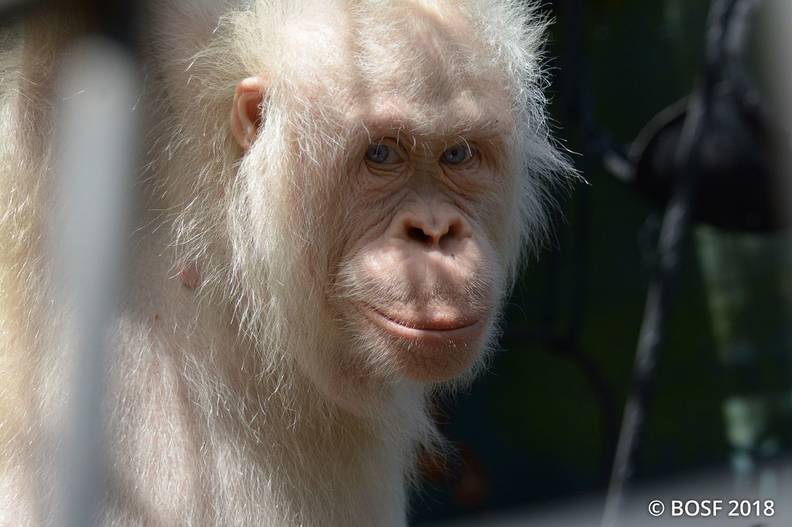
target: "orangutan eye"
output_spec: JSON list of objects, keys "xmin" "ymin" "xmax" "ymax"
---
[
  {"xmin": 365, "ymin": 143, "xmax": 402, "ymax": 165},
  {"xmin": 440, "ymin": 143, "xmax": 475, "ymax": 165}
]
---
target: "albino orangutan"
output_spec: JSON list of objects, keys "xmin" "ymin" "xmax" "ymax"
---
[{"xmin": 0, "ymin": 1, "xmax": 570, "ymax": 525}]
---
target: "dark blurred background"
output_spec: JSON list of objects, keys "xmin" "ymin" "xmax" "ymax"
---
[{"xmin": 413, "ymin": 0, "xmax": 792, "ymax": 524}]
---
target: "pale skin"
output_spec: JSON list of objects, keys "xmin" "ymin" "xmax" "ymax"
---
[
  {"xmin": 230, "ymin": 74, "xmax": 502, "ymax": 383},
  {"xmin": 0, "ymin": 1, "xmax": 568, "ymax": 525}
]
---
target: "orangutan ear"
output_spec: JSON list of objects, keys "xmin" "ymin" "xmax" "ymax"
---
[{"xmin": 230, "ymin": 76, "xmax": 268, "ymax": 149}]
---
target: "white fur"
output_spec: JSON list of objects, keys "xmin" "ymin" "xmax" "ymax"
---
[{"xmin": 0, "ymin": 1, "xmax": 571, "ymax": 525}]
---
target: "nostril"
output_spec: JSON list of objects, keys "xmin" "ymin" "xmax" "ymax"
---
[
  {"xmin": 407, "ymin": 226, "xmax": 432, "ymax": 245},
  {"xmin": 438, "ymin": 222, "xmax": 459, "ymax": 251}
]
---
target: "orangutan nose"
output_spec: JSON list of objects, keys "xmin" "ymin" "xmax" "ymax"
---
[{"xmin": 394, "ymin": 209, "xmax": 471, "ymax": 252}]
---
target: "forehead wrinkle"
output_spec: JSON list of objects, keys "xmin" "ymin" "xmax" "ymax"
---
[
  {"xmin": 286, "ymin": 1, "xmax": 517, "ymax": 148},
  {"xmin": 356, "ymin": 104, "xmax": 513, "ymax": 146}
]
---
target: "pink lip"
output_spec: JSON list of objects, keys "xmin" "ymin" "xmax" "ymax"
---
[{"xmin": 359, "ymin": 303, "xmax": 483, "ymax": 341}]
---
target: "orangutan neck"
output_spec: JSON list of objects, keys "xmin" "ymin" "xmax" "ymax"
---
[{"xmin": 103, "ymin": 229, "xmax": 412, "ymax": 526}]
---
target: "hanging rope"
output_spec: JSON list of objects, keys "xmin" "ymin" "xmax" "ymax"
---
[{"xmin": 600, "ymin": 1, "xmax": 759, "ymax": 525}]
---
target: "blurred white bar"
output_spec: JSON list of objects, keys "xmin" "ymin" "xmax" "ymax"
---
[{"xmin": 51, "ymin": 38, "xmax": 138, "ymax": 527}]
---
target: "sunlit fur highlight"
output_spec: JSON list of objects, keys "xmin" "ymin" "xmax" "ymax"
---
[{"xmin": 0, "ymin": 1, "xmax": 572, "ymax": 525}]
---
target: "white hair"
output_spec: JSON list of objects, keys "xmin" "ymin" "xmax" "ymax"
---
[{"xmin": 0, "ymin": 1, "xmax": 572, "ymax": 524}]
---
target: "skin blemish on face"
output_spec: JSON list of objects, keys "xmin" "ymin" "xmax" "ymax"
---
[{"xmin": 178, "ymin": 263, "xmax": 200, "ymax": 290}]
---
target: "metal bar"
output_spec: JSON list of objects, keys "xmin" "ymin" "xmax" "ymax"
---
[
  {"xmin": 43, "ymin": 0, "xmax": 142, "ymax": 519},
  {"xmin": 51, "ymin": 38, "xmax": 138, "ymax": 527}
]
